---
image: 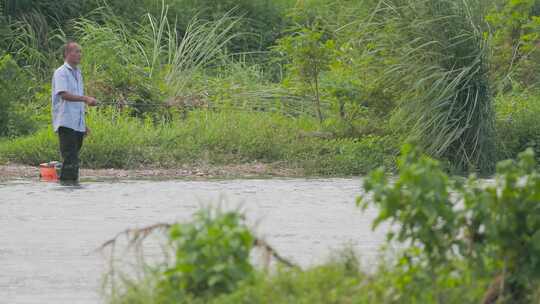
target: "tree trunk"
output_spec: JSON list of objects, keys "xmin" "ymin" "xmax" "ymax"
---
[{"xmin": 314, "ymin": 75, "xmax": 323, "ymax": 124}]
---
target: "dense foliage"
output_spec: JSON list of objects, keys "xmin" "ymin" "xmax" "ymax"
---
[
  {"xmin": 2, "ymin": 1, "xmax": 540, "ymax": 302},
  {"xmin": 360, "ymin": 144, "xmax": 540, "ymax": 302},
  {"xmin": 0, "ymin": 0, "xmax": 539, "ymax": 173},
  {"xmin": 160, "ymin": 209, "xmax": 254, "ymax": 298}
]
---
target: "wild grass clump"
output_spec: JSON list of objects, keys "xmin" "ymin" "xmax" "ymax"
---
[
  {"xmin": 74, "ymin": 5, "xmax": 242, "ymax": 108},
  {"xmin": 378, "ymin": 0, "xmax": 496, "ymax": 173}
]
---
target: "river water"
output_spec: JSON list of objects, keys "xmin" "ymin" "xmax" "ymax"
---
[{"xmin": 0, "ymin": 178, "xmax": 389, "ymax": 303}]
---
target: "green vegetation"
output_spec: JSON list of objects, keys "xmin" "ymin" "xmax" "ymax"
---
[
  {"xmin": 377, "ymin": 0, "xmax": 496, "ymax": 172},
  {"xmin": 0, "ymin": 109, "xmax": 392, "ymax": 175},
  {"xmin": 163, "ymin": 209, "xmax": 254, "ymax": 298},
  {"xmin": 2, "ymin": 1, "xmax": 540, "ymax": 301},
  {"xmin": 361, "ymin": 144, "xmax": 540, "ymax": 302},
  {"xmin": 495, "ymin": 90, "xmax": 540, "ymax": 161},
  {"xmin": 2, "ymin": 0, "xmax": 539, "ymax": 301},
  {"xmin": 102, "ymin": 146, "xmax": 540, "ymax": 303},
  {"xmin": 0, "ymin": 0, "xmax": 539, "ymax": 174}
]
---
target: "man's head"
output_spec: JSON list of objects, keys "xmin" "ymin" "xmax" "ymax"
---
[{"xmin": 63, "ymin": 41, "xmax": 82, "ymax": 66}]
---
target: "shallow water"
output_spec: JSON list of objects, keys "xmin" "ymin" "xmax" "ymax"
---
[{"xmin": 0, "ymin": 178, "xmax": 388, "ymax": 304}]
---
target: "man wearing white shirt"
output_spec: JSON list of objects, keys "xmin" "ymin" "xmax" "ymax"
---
[{"xmin": 51, "ymin": 41, "xmax": 97, "ymax": 182}]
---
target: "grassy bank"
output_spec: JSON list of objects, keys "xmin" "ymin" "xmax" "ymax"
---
[
  {"xmin": 0, "ymin": 109, "xmax": 396, "ymax": 176},
  {"xmin": 2, "ymin": 90, "xmax": 540, "ymax": 177}
]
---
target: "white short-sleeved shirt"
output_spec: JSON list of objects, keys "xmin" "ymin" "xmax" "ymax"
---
[{"xmin": 51, "ymin": 63, "xmax": 85, "ymax": 132}]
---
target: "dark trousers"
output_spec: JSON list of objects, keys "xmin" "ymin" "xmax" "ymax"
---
[{"xmin": 58, "ymin": 127, "xmax": 84, "ymax": 181}]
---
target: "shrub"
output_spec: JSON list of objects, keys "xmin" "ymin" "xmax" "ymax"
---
[
  {"xmin": 360, "ymin": 144, "xmax": 540, "ymax": 302},
  {"xmin": 158, "ymin": 209, "xmax": 254, "ymax": 299},
  {"xmin": 0, "ymin": 54, "xmax": 30, "ymax": 137},
  {"xmin": 495, "ymin": 90, "xmax": 540, "ymax": 162}
]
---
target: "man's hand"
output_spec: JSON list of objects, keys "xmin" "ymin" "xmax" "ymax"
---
[
  {"xmin": 59, "ymin": 92, "xmax": 98, "ymax": 105},
  {"xmin": 84, "ymin": 96, "xmax": 98, "ymax": 106},
  {"xmin": 85, "ymin": 126, "xmax": 91, "ymax": 137}
]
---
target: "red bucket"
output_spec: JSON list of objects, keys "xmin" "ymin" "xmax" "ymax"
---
[{"xmin": 39, "ymin": 162, "xmax": 60, "ymax": 181}]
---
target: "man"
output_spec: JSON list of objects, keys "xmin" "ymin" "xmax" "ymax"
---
[{"xmin": 52, "ymin": 41, "xmax": 97, "ymax": 183}]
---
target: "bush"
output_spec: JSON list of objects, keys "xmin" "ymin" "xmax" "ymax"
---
[
  {"xmin": 104, "ymin": 207, "xmax": 255, "ymax": 304},
  {"xmin": 158, "ymin": 209, "xmax": 254, "ymax": 299},
  {"xmin": 486, "ymin": 0, "xmax": 540, "ymax": 90},
  {"xmin": 0, "ymin": 54, "xmax": 30, "ymax": 137},
  {"xmin": 360, "ymin": 144, "xmax": 540, "ymax": 302},
  {"xmin": 495, "ymin": 90, "xmax": 540, "ymax": 162}
]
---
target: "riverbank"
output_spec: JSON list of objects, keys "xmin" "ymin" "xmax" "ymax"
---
[
  {"xmin": 0, "ymin": 111, "xmax": 397, "ymax": 178},
  {"xmin": 0, "ymin": 161, "xmax": 304, "ymax": 182}
]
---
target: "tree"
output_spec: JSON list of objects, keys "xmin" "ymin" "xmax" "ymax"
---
[{"xmin": 275, "ymin": 28, "xmax": 334, "ymax": 124}]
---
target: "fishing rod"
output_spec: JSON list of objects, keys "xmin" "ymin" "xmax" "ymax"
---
[
  {"xmin": 95, "ymin": 97, "xmax": 326, "ymax": 109},
  {"xmin": 94, "ymin": 90, "xmax": 325, "ymax": 108},
  {"xmin": 96, "ymin": 101, "xmax": 187, "ymax": 107},
  {"xmin": 95, "ymin": 100, "xmax": 313, "ymax": 115}
]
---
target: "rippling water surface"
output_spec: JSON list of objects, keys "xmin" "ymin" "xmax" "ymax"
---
[{"xmin": 0, "ymin": 178, "xmax": 388, "ymax": 303}]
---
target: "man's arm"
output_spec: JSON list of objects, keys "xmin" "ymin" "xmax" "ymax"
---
[
  {"xmin": 58, "ymin": 92, "xmax": 97, "ymax": 106},
  {"xmin": 53, "ymin": 70, "xmax": 97, "ymax": 106}
]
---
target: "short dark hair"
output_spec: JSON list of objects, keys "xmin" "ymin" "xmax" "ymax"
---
[{"xmin": 63, "ymin": 41, "xmax": 79, "ymax": 59}]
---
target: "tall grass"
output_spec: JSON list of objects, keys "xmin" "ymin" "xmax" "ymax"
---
[
  {"xmin": 72, "ymin": 5, "xmax": 320, "ymax": 116},
  {"xmin": 149, "ymin": 7, "xmax": 240, "ymax": 97},
  {"xmin": 379, "ymin": 0, "xmax": 495, "ymax": 173},
  {"xmin": 7, "ymin": 12, "xmax": 66, "ymax": 78},
  {"xmin": 74, "ymin": 4, "xmax": 241, "ymax": 101}
]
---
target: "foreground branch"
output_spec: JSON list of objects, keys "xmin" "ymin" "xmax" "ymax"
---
[{"xmin": 98, "ymin": 222, "xmax": 298, "ymax": 268}]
